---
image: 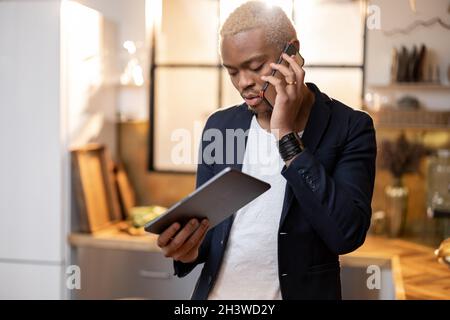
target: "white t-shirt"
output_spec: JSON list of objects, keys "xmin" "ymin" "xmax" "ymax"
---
[{"xmin": 208, "ymin": 116, "xmax": 303, "ymax": 300}]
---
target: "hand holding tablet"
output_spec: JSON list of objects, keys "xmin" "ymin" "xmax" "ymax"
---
[{"xmin": 147, "ymin": 168, "xmax": 271, "ymax": 262}]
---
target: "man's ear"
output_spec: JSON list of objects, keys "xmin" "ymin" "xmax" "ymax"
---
[{"xmin": 290, "ymin": 39, "xmax": 300, "ymax": 52}]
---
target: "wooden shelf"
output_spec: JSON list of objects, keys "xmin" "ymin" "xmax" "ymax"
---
[
  {"xmin": 369, "ymin": 83, "xmax": 450, "ymax": 92},
  {"xmin": 367, "ymin": 108, "xmax": 450, "ymax": 129}
]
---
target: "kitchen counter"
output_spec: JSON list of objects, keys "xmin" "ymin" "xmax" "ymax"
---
[
  {"xmin": 69, "ymin": 230, "xmax": 450, "ymax": 300},
  {"xmin": 69, "ymin": 226, "xmax": 161, "ymax": 252},
  {"xmin": 68, "ymin": 226, "xmax": 200, "ymax": 299},
  {"xmin": 344, "ymin": 235, "xmax": 450, "ymax": 300}
]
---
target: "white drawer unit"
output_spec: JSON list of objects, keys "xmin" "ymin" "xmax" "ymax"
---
[{"xmin": 73, "ymin": 247, "xmax": 202, "ymax": 300}]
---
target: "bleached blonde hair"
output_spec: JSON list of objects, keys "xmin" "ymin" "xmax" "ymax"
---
[{"xmin": 220, "ymin": 1, "xmax": 297, "ymax": 51}]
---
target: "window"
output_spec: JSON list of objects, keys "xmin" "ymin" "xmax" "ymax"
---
[{"xmin": 149, "ymin": 0, "xmax": 367, "ymax": 172}]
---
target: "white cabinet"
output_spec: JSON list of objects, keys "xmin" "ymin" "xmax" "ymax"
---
[
  {"xmin": 0, "ymin": 1, "xmax": 66, "ymax": 299},
  {"xmin": 0, "ymin": 262, "xmax": 63, "ymax": 300},
  {"xmin": 0, "ymin": 0, "xmax": 63, "ymax": 264},
  {"xmin": 73, "ymin": 247, "xmax": 202, "ymax": 300}
]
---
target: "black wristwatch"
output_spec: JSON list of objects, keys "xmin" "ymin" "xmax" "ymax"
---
[{"xmin": 278, "ymin": 132, "xmax": 304, "ymax": 162}]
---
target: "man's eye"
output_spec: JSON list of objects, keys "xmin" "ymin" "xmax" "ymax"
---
[
  {"xmin": 251, "ymin": 64, "xmax": 264, "ymax": 72},
  {"xmin": 228, "ymin": 70, "xmax": 238, "ymax": 76}
]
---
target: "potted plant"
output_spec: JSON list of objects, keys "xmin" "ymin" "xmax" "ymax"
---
[{"xmin": 379, "ymin": 132, "xmax": 428, "ymax": 237}]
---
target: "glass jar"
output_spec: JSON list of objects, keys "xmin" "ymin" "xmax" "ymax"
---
[
  {"xmin": 427, "ymin": 150, "xmax": 450, "ymax": 215},
  {"xmin": 426, "ymin": 149, "xmax": 450, "ymax": 240}
]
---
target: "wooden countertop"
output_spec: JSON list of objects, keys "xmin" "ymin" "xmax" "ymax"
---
[
  {"xmin": 344, "ymin": 236, "xmax": 450, "ymax": 300},
  {"xmin": 69, "ymin": 226, "xmax": 161, "ymax": 252},
  {"xmin": 69, "ymin": 230, "xmax": 450, "ymax": 300}
]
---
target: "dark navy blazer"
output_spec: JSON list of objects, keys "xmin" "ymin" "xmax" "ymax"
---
[{"xmin": 173, "ymin": 83, "xmax": 377, "ymax": 300}]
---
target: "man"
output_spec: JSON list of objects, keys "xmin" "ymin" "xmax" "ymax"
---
[{"xmin": 156, "ymin": 1, "xmax": 376, "ymax": 300}]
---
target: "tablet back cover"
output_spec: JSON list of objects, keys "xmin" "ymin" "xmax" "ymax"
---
[{"xmin": 144, "ymin": 168, "xmax": 271, "ymax": 234}]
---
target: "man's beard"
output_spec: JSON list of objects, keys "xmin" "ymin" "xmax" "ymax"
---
[
  {"xmin": 246, "ymin": 103, "xmax": 273, "ymax": 115},
  {"xmin": 247, "ymin": 105, "xmax": 258, "ymax": 114}
]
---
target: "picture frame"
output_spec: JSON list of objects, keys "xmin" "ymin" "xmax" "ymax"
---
[{"xmin": 71, "ymin": 144, "xmax": 122, "ymax": 232}]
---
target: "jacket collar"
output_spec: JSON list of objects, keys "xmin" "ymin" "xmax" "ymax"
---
[{"xmin": 301, "ymin": 82, "xmax": 332, "ymax": 153}]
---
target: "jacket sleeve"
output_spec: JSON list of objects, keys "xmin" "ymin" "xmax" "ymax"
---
[
  {"xmin": 281, "ymin": 112, "xmax": 377, "ymax": 255},
  {"xmin": 173, "ymin": 117, "xmax": 216, "ymax": 277}
]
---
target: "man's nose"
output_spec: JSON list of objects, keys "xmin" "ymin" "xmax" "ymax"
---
[{"xmin": 238, "ymin": 71, "xmax": 256, "ymax": 91}]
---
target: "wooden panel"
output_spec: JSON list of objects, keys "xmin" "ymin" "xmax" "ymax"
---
[{"xmin": 118, "ymin": 121, "xmax": 196, "ymax": 207}]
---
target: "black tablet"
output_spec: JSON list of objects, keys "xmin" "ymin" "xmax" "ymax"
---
[{"xmin": 144, "ymin": 167, "xmax": 271, "ymax": 234}]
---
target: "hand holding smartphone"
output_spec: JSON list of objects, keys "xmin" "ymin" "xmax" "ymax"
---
[{"xmin": 259, "ymin": 41, "xmax": 305, "ymax": 109}]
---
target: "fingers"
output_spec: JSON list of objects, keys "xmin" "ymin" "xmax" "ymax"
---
[
  {"xmin": 157, "ymin": 222, "xmax": 181, "ymax": 248},
  {"xmin": 270, "ymin": 62, "xmax": 298, "ymax": 98},
  {"xmin": 268, "ymin": 54, "xmax": 304, "ymax": 99},
  {"xmin": 161, "ymin": 219, "xmax": 200, "ymax": 257},
  {"xmin": 270, "ymin": 62, "xmax": 296, "ymax": 82},
  {"xmin": 179, "ymin": 229, "xmax": 209, "ymax": 262},
  {"xmin": 172, "ymin": 219, "xmax": 209, "ymax": 261},
  {"xmin": 281, "ymin": 53, "xmax": 305, "ymax": 85},
  {"xmin": 261, "ymin": 75, "xmax": 288, "ymax": 102}
]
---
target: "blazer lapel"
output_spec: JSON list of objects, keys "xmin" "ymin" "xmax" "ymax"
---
[
  {"xmin": 301, "ymin": 83, "xmax": 332, "ymax": 154},
  {"xmin": 279, "ymin": 83, "xmax": 332, "ymax": 227}
]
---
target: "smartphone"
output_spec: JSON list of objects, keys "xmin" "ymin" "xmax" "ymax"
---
[{"xmin": 259, "ymin": 41, "xmax": 305, "ymax": 109}]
